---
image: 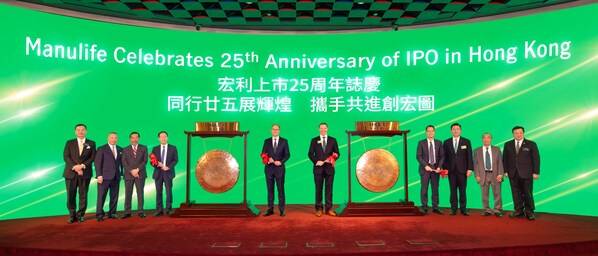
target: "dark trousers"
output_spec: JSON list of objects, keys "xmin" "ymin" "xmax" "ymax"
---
[
  {"xmin": 96, "ymin": 179, "xmax": 120, "ymax": 217},
  {"xmin": 509, "ymin": 171, "xmax": 534, "ymax": 214},
  {"xmin": 265, "ymin": 167, "xmax": 285, "ymax": 212},
  {"xmin": 65, "ymin": 176, "xmax": 91, "ymax": 218},
  {"xmin": 314, "ymin": 166, "xmax": 334, "ymax": 211},
  {"xmin": 155, "ymin": 176, "xmax": 173, "ymax": 212},
  {"xmin": 420, "ymin": 171, "xmax": 440, "ymax": 210},
  {"xmin": 448, "ymin": 172, "xmax": 468, "ymax": 211},
  {"xmin": 124, "ymin": 178, "xmax": 145, "ymax": 215}
]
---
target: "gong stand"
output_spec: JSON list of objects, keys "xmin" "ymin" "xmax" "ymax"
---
[
  {"xmin": 171, "ymin": 130, "xmax": 256, "ymax": 218},
  {"xmin": 340, "ymin": 130, "xmax": 422, "ymax": 217}
]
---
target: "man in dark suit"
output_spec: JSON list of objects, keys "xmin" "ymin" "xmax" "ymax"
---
[
  {"xmin": 122, "ymin": 131, "xmax": 148, "ymax": 218},
  {"xmin": 152, "ymin": 131, "xmax": 178, "ymax": 216},
  {"xmin": 261, "ymin": 124, "xmax": 291, "ymax": 217},
  {"xmin": 63, "ymin": 123, "xmax": 96, "ymax": 223},
  {"xmin": 416, "ymin": 125, "xmax": 445, "ymax": 215},
  {"xmin": 503, "ymin": 126, "xmax": 540, "ymax": 220},
  {"xmin": 94, "ymin": 132, "xmax": 123, "ymax": 221},
  {"xmin": 307, "ymin": 122, "xmax": 340, "ymax": 217},
  {"xmin": 442, "ymin": 123, "xmax": 474, "ymax": 216}
]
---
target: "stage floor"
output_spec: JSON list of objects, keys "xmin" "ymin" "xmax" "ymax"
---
[{"xmin": 0, "ymin": 205, "xmax": 597, "ymax": 256}]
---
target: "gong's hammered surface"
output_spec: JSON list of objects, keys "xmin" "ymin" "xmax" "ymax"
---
[
  {"xmin": 195, "ymin": 150, "xmax": 239, "ymax": 193},
  {"xmin": 355, "ymin": 149, "xmax": 399, "ymax": 193}
]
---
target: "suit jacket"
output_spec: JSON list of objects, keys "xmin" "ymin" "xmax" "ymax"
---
[
  {"xmin": 503, "ymin": 139, "xmax": 540, "ymax": 179},
  {"xmin": 416, "ymin": 138, "xmax": 445, "ymax": 175},
  {"xmin": 151, "ymin": 144, "xmax": 178, "ymax": 179},
  {"xmin": 63, "ymin": 138, "xmax": 96, "ymax": 179},
  {"xmin": 94, "ymin": 144, "xmax": 123, "ymax": 180},
  {"xmin": 122, "ymin": 144, "xmax": 148, "ymax": 180},
  {"xmin": 307, "ymin": 136, "xmax": 340, "ymax": 168},
  {"xmin": 261, "ymin": 137, "xmax": 291, "ymax": 170},
  {"xmin": 442, "ymin": 137, "xmax": 474, "ymax": 174},
  {"xmin": 473, "ymin": 145, "xmax": 504, "ymax": 182}
]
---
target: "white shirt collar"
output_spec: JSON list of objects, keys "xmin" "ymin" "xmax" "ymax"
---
[
  {"xmin": 272, "ymin": 136, "xmax": 279, "ymax": 140},
  {"xmin": 77, "ymin": 138, "xmax": 86, "ymax": 143}
]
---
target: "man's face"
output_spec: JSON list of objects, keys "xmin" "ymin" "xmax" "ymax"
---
[
  {"xmin": 451, "ymin": 126, "xmax": 462, "ymax": 137},
  {"xmin": 159, "ymin": 133, "xmax": 168, "ymax": 144},
  {"xmin": 75, "ymin": 126, "xmax": 87, "ymax": 138},
  {"xmin": 271, "ymin": 125, "xmax": 280, "ymax": 137},
  {"xmin": 513, "ymin": 129, "xmax": 524, "ymax": 140},
  {"xmin": 130, "ymin": 134, "xmax": 139, "ymax": 145},
  {"xmin": 108, "ymin": 134, "xmax": 118, "ymax": 145},
  {"xmin": 426, "ymin": 127, "xmax": 435, "ymax": 139},
  {"xmin": 482, "ymin": 134, "xmax": 492, "ymax": 146},
  {"xmin": 319, "ymin": 124, "xmax": 328, "ymax": 136}
]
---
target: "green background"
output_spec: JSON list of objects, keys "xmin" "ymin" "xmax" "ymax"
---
[{"xmin": 0, "ymin": 3, "xmax": 596, "ymax": 220}]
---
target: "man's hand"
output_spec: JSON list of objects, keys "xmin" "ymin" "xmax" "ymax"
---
[
  {"xmin": 157, "ymin": 162, "xmax": 164, "ymax": 168},
  {"xmin": 316, "ymin": 161, "xmax": 325, "ymax": 166},
  {"xmin": 97, "ymin": 176, "xmax": 103, "ymax": 184},
  {"xmin": 533, "ymin": 174, "xmax": 539, "ymax": 180},
  {"xmin": 268, "ymin": 157, "xmax": 274, "ymax": 164},
  {"xmin": 434, "ymin": 168, "xmax": 441, "ymax": 173},
  {"xmin": 131, "ymin": 168, "xmax": 139, "ymax": 178},
  {"xmin": 425, "ymin": 166, "xmax": 433, "ymax": 172},
  {"xmin": 496, "ymin": 175, "xmax": 503, "ymax": 182},
  {"xmin": 476, "ymin": 176, "xmax": 481, "ymax": 183},
  {"xmin": 274, "ymin": 161, "xmax": 282, "ymax": 166},
  {"xmin": 466, "ymin": 170, "xmax": 472, "ymax": 177},
  {"xmin": 162, "ymin": 165, "xmax": 170, "ymax": 171}
]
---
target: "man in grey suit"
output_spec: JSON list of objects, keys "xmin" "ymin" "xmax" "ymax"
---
[
  {"xmin": 473, "ymin": 132, "xmax": 504, "ymax": 217},
  {"xmin": 122, "ymin": 131, "xmax": 148, "ymax": 218},
  {"xmin": 416, "ymin": 125, "xmax": 445, "ymax": 215}
]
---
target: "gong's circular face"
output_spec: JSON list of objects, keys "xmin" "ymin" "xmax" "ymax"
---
[
  {"xmin": 195, "ymin": 150, "xmax": 240, "ymax": 193},
  {"xmin": 356, "ymin": 149, "xmax": 399, "ymax": 193}
]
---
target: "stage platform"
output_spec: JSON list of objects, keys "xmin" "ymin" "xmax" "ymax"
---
[{"xmin": 0, "ymin": 205, "xmax": 597, "ymax": 256}]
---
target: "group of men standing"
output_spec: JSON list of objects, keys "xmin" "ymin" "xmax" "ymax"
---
[
  {"xmin": 416, "ymin": 123, "xmax": 541, "ymax": 220},
  {"xmin": 63, "ymin": 124, "xmax": 178, "ymax": 223},
  {"xmin": 63, "ymin": 121, "xmax": 539, "ymax": 222}
]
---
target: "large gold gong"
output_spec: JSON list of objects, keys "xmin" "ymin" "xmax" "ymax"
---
[
  {"xmin": 356, "ymin": 149, "xmax": 399, "ymax": 192},
  {"xmin": 195, "ymin": 150, "xmax": 239, "ymax": 193}
]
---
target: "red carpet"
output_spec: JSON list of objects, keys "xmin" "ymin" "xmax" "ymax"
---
[{"xmin": 1, "ymin": 205, "xmax": 597, "ymax": 256}]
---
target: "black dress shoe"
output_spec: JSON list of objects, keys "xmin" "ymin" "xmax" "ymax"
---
[
  {"xmin": 509, "ymin": 212, "xmax": 525, "ymax": 218},
  {"xmin": 108, "ymin": 214, "xmax": 118, "ymax": 219},
  {"xmin": 263, "ymin": 210, "xmax": 274, "ymax": 217},
  {"xmin": 165, "ymin": 209, "xmax": 173, "ymax": 215},
  {"xmin": 432, "ymin": 209, "xmax": 443, "ymax": 215},
  {"xmin": 67, "ymin": 217, "xmax": 76, "ymax": 224},
  {"xmin": 482, "ymin": 212, "xmax": 492, "ymax": 216},
  {"xmin": 96, "ymin": 216, "xmax": 104, "ymax": 222},
  {"xmin": 280, "ymin": 211, "xmax": 286, "ymax": 217},
  {"xmin": 450, "ymin": 210, "xmax": 457, "ymax": 215},
  {"xmin": 121, "ymin": 214, "xmax": 132, "ymax": 219},
  {"xmin": 495, "ymin": 211, "xmax": 504, "ymax": 217},
  {"xmin": 78, "ymin": 216, "xmax": 85, "ymax": 223},
  {"xmin": 154, "ymin": 211, "xmax": 163, "ymax": 217},
  {"xmin": 138, "ymin": 212, "xmax": 146, "ymax": 218},
  {"xmin": 461, "ymin": 210, "xmax": 469, "ymax": 216},
  {"xmin": 526, "ymin": 213, "xmax": 536, "ymax": 221},
  {"xmin": 420, "ymin": 208, "xmax": 428, "ymax": 215}
]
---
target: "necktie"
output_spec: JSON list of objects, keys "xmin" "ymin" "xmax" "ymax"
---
[
  {"xmin": 428, "ymin": 141, "xmax": 435, "ymax": 164},
  {"xmin": 78, "ymin": 140, "xmax": 83, "ymax": 156},
  {"xmin": 273, "ymin": 138, "xmax": 278, "ymax": 151},
  {"xmin": 322, "ymin": 137, "xmax": 327, "ymax": 151},
  {"xmin": 161, "ymin": 145, "xmax": 166, "ymax": 164},
  {"xmin": 133, "ymin": 145, "xmax": 137, "ymax": 158},
  {"xmin": 453, "ymin": 139, "xmax": 458, "ymax": 153},
  {"xmin": 111, "ymin": 145, "xmax": 116, "ymax": 159},
  {"xmin": 516, "ymin": 141, "xmax": 521, "ymax": 154},
  {"xmin": 485, "ymin": 147, "xmax": 491, "ymax": 170}
]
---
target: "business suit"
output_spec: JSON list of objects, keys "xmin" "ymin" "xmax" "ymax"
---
[
  {"xmin": 63, "ymin": 138, "xmax": 96, "ymax": 219},
  {"xmin": 443, "ymin": 137, "xmax": 473, "ymax": 212},
  {"xmin": 503, "ymin": 139, "xmax": 540, "ymax": 215},
  {"xmin": 307, "ymin": 135, "xmax": 340, "ymax": 212},
  {"xmin": 416, "ymin": 138, "xmax": 445, "ymax": 211},
  {"xmin": 261, "ymin": 137, "xmax": 291, "ymax": 213},
  {"xmin": 152, "ymin": 144, "xmax": 178, "ymax": 213},
  {"xmin": 473, "ymin": 145, "xmax": 504, "ymax": 214},
  {"xmin": 122, "ymin": 144, "xmax": 148, "ymax": 216},
  {"xmin": 94, "ymin": 144, "xmax": 123, "ymax": 218}
]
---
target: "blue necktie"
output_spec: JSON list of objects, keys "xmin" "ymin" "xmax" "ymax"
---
[{"xmin": 485, "ymin": 147, "xmax": 491, "ymax": 170}]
